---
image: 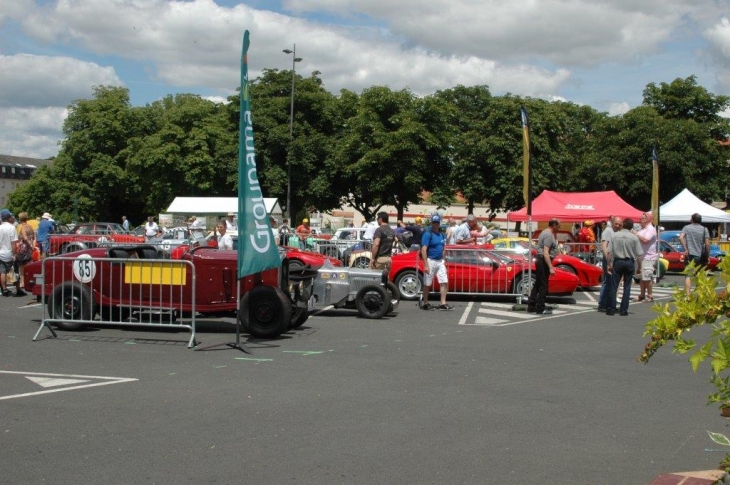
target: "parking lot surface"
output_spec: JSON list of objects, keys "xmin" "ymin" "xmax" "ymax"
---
[{"xmin": 1, "ymin": 273, "xmax": 723, "ymax": 484}]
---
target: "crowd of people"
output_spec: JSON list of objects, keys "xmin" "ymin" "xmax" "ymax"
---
[{"xmin": 0, "ymin": 208, "xmax": 55, "ymax": 297}]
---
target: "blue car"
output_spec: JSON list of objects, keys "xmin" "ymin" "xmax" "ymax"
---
[
  {"xmin": 658, "ymin": 230, "xmax": 682, "ymax": 251},
  {"xmin": 710, "ymin": 244, "xmax": 725, "ymax": 261}
]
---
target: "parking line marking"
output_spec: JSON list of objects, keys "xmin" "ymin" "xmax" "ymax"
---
[
  {"xmin": 474, "ymin": 316, "xmax": 508, "ymax": 325},
  {"xmin": 457, "ymin": 302, "xmax": 474, "ymax": 326}
]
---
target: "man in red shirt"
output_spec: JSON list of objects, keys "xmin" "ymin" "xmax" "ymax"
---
[{"xmin": 296, "ymin": 218, "xmax": 311, "ymax": 250}]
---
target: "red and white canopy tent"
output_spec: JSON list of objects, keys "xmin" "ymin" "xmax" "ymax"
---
[{"xmin": 510, "ymin": 190, "xmax": 644, "ymax": 222}]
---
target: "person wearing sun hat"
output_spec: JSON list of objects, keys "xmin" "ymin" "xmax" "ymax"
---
[
  {"xmin": 37, "ymin": 212, "xmax": 54, "ymax": 259},
  {"xmin": 0, "ymin": 208, "xmax": 19, "ymax": 297},
  {"xmin": 419, "ymin": 213, "xmax": 453, "ymax": 311}
]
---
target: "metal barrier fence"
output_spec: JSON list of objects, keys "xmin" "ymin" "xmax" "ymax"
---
[
  {"xmin": 313, "ymin": 237, "xmax": 371, "ymax": 263},
  {"xmin": 33, "ymin": 254, "xmax": 197, "ymax": 348},
  {"xmin": 410, "ymin": 246, "xmax": 534, "ymax": 302},
  {"xmin": 560, "ymin": 242, "xmax": 602, "ymax": 266}
]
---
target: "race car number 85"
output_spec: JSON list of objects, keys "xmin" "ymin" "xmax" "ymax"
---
[{"xmin": 73, "ymin": 254, "xmax": 96, "ymax": 283}]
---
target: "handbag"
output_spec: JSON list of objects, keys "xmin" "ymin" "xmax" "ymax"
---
[
  {"xmin": 16, "ymin": 240, "xmax": 33, "ymax": 264},
  {"xmin": 700, "ymin": 228, "xmax": 710, "ymax": 266}
]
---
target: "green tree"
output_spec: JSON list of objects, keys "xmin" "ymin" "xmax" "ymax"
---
[
  {"xmin": 228, "ymin": 69, "xmax": 340, "ymax": 222},
  {"xmin": 123, "ymin": 93, "xmax": 234, "ymax": 215},
  {"xmin": 10, "ymin": 86, "xmax": 147, "ymax": 222},
  {"xmin": 330, "ymin": 86, "xmax": 453, "ymax": 221}
]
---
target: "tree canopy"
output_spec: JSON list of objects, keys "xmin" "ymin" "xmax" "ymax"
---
[{"xmin": 8, "ymin": 75, "xmax": 730, "ymax": 224}]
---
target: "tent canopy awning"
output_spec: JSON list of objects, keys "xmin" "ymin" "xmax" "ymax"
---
[
  {"xmin": 166, "ymin": 197, "xmax": 282, "ymax": 217},
  {"xmin": 658, "ymin": 188, "xmax": 730, "ymax": 223},
  {"xmin": 510, "ymin": 190, "xmax": 644, "ymax": 222}
]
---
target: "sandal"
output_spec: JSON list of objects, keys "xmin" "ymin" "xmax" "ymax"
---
[
  {"xmin": 633, "ymin": 295, "xmax": 645, "ymax": 302},
  {"xmin": 644, "ymin": 296, "xmax": 654, "ymax": 302}
]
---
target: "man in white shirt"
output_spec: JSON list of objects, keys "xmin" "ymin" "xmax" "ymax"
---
[
  {"xmin": 217, "ymin": 220, "xmax": 233, "ymax": 250},
  {"xmin": 145, "ymin": 216, "xmax": 159, "ymax": 241},
  {"xmin": 225, "ymin": 213, "xmax": 237, "ymax": 231},
  {"xmin": 0, "ymin": 209, "xmax": 19, "ymax": 297}
]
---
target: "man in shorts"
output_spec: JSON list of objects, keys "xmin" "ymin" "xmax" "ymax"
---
[
  {"xmin": 679, "ymin": 213, "xmax": 710, "ymax": 297},
  {"xmin": 635, "ymin": 212, "xmax": 657, "ymax": 302},
  {"xmin": 370, "ymin": 212, "xmax": 395, "ymax": 277},
  {"xmin": 420, "ymin": 214, "xmax": 453, "ymax": 311}
]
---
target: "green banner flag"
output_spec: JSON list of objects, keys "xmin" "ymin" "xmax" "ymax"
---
[{"xmin": 237, "ymin": 30, "xmax": 280, "ymax": 278}]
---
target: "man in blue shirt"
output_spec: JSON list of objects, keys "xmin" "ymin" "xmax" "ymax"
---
[
  {"xmin": 37, "ymin": 212, "xmax": 54, "ymax": 259},
  {"xmin": 420, "ymin": 214, "xmax": 454, "ymax": 311}
]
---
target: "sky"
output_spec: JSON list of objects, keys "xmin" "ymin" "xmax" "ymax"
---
[{"xmin": 1, "ymin": 0, "xmax": 730, "ymax": 159}]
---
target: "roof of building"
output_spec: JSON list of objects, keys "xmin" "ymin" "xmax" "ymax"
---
[{"xmin": 0, "ymin": 154, "xmax": 51, "ymax": 168}]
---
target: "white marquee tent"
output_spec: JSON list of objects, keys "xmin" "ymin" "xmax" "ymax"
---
[
  {"xmin": 659, "ymin": 188, "xmax": 730, "ymax": 223},
  {"xmin": 166, "ymin": 197, "xmax": 283, "ymax": 220}
]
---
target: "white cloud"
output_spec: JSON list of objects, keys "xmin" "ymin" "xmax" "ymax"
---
[
  {"xmin": 0, "ymin": 107, "xmax": 67, "ymax": 158},
  {"xmin": 608, "ymin": 102, "xmax": 630, "ymax": 116},
  {"xmin": 705, "ymin": 17, "xmax": 730, "ymax": 91},
  {"xmin": 0, "ymin": 54, "xmax": 122, "ymax": 108}
]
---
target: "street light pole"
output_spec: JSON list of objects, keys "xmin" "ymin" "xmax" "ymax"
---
[{"xmin": 283, "ymin": 44, "xmax": 302, "ymax": 221}]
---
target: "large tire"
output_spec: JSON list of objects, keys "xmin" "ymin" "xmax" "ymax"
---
[
  {"xmin": 514, "ymin": 273, "xmax": 536, "ymax": 297},
  {"xmin": 355, "ymin": 285, "xmax": 389, "ymax": 319},
  {"xmin": 239, "ymin": 286, "xmax": 291, "ymax": 339},
  {"xmin": 290, "ymin": 307, "xmax": 309, "ymax": 329},
  {"xmin": 555, "ymin": 264, "xmax": 576, "ymax": 275},
  {"xmin": 395, "ymin": 270, "xmax": 422, "ymax": 301},
  {"xmin": 386, "ymin": 281, "xmax": 399, "ymax": 314},
  {"xmin": 47, "ymin": 282, "xmax": 94, "ymax": 331}
]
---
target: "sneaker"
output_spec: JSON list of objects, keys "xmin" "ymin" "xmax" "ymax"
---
[
  {"xmin": 537, "ymin": 309, "xmax": 553, "ymax": 315},
  {"xmin": 597, "ymin": 307, "xmax": 606, "ymax": 312},
  {"xmin": 421, "ymin": 303, "xmax": 434, "ymax": 311},
  {"xmin": 438, "ymin": 304, "xmax": 454, "ymax": 311},
  {"xmin": 2, "ymin": 289, "xmax": 10, "ymax": 297},
  {"xmin": 14, "ymin": 289, "xmax": 27, "ymax": 297}
]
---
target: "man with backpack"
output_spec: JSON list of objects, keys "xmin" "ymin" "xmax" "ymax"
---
[{"xmin": 420, "ymin": 214, "xmax": 454, "ymax": 311}]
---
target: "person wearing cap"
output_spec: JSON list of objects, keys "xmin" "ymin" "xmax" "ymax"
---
[
  {"xmin": 578, "ymin": 220, "xmax": 596, "ymax": 254},
  {"xmin": 527, "ymin": 218, "xmax": 560, "ymax": 315},
  {"xmin": 0, "ymin": 209, "xmax": 19, "ymax": 297},
  {"xmin": 405, "ymin": 217, "xmax": 425, "ymax": 251},
  {"xmin": 37, "ymin": 212, "xmax": 54, "ymax": 259},
  {"xmin": 370, "ymin": 211, "xmax": 395, "ymax": 275},
  {"xmin": 296, "ymin": 218, "xmax": 311, "ymax": 249},
  {"xmin": 226, "ymin": 212, "xmax": 237, "ymax": 231},
  {"xmin": 420, "ymin": 214, "xmax": 454, "ymax": 311}
]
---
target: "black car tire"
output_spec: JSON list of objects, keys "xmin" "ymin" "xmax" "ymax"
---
[
  {"xmin": 352, "ymin": 257, "xmax": 370, "ymax": 269},
  {"xmin": 48, "ymin": 282, "xmax": 94, "ymax": 330},
  {"xmin": 355, "ymin": 285, "xmax": 389, "ymax": 319},
  {"xmin": 239, "ymin": 286, "xmax": 291, "ymax": 339},
  {"xmin": 290, "ymin": 307, "xmax": 309, "ymax": 329},
  {"xmin": 555, "ymin": 264, "xmax": 576, "ymax": 275},
  {"xmin": 395, "ymin": 270, "xmax": 422, "ymax": 300},
  {"xmin": 514, "ymin": 273, "xmax": 536, "ymax": 297}
]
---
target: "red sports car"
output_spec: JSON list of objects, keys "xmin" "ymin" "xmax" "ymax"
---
[
  {"xmin": 658, "ymin": 240, "xmax": 686, "ymax": 272},
  {"xmin": 390, "ymin": 245, "xmax": 579, "ymax": 300}
]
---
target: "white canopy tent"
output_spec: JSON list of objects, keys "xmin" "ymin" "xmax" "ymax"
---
[
  {"xmin": 659, "ymin": 189, "xmax": 730, "ymax": 223},
  {"xmin": 166, "ymin": 197, "xmax": 283, "ymax": 220}
]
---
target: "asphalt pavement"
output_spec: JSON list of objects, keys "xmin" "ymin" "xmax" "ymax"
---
[{"xmin": 1, "ymin": 273, "xmax": 725, "ymax": 484}]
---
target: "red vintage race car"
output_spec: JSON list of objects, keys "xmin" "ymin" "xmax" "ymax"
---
[
  {"xmin": 390, "ymin": 245, "xmax": 579, "ymax": 300},
  {"xmin": 23, "ymin": 245, "xmax": 299, "ymax": 340},
  {"xmin": 49, "ymin": 222, "xmax": 145, "ymax": 255},
  {"xmin": 170, "ymin": 234, "xmax": 342, "ymax": 269},
  {"xmin": 491, "ymin": 238, "xmax": 603, "ymax": 287}
]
